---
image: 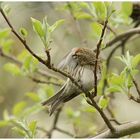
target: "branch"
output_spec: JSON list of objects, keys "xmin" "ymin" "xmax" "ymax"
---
[
  {"xmin": 0, "ymin": 47, "xmax": 60, "ymax": 86},
  {"xmin": 0, "ymin": 8, "xmax": 47, "ymax": 66},
  {"xmin": 93, "ymin": 19, "xmax": 108, "ymax": 96},
  {"xmin": 94, "ymin": 121, "xmax": 140, "ymax": 138},
  {"xmin": 105, "ymin": 27, "xmax": 140, "ymax": 48},
  {"xmin": 87, "ymin": 98, "xmax": 115, "ymax": 132},
  {"xmin": 47, "ymin": 107, "xmax": 62, "ymax": 138},
  {"xmin": 55, "ymin": 127, "xmax": 74, "ymax": 137},
  {"xmin": 132, "ymin": 78, "xmax": 140, "ymax": 97},
  {"xmin": 29, "ymin": 76, "xmax": 61, "ymax": 86},
  {"xmin": 0, "ymin": 48, "xmax": 21, "ymax": 65}
]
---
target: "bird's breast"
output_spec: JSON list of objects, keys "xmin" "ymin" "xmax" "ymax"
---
[{"xmin": 80, "ymin": 66, "xmax": 101, "ymax": 91}]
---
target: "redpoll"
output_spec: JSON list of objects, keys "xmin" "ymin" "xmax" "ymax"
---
[{"xmin": 42, "ymin": 47, "xmax": 101, "ymax": 115}]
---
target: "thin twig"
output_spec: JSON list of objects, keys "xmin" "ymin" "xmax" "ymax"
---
[
  {"xmin": 55, "ymin": 127, "xmax": 74, "ymax": 137},
  {"xmin": 48, "ymin": 107, "xmax": 62, "ymax": 138},
  {"xmin": 87, "ymin": 98, "xmax": 115, "ymax": 132},
  {"xmin": 0, "ymin": 47, "xmax": 61, "ymax": 86},
  {"xmin": 29, "ymin": 76, "xmax": 61, "ymax": 86},
  {"xmin": 132, "ymin": 78, "xmax": 140, "ymax": 97},
  {"xmin": 0, "ymin": 8, "xmax": 47, "ymax": 66},
  {"xmin": 105, "ymin": 27, "xmax": 140, "ymax": 48},
  {"xmin": 129, "ymin": 94, "xmax": 140, "ymax": 103},
  {"xmin": 93, "ymin": 19, "xmax": 108, "ymax": 97},
  {"xmin": 109, "ymin": 119, "xmax": 122, "ymax": 125}
]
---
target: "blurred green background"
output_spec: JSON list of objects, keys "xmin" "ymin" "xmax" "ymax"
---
[{"xmin": 0, "ymin": 2, "xmax": 140, "ymax": 138}]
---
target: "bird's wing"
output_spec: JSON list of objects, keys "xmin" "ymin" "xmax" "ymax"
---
[
  {"xmin": 41, "ymin": 81, "xmax": 67, "ymax": 106},
  {"xmin": 57, "ymin": 50, "xmax": 78, "ymax": 73}
]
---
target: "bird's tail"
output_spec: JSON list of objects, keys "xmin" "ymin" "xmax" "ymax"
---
[
  {"xmin": 49, "ymin": 92, "xmax": 80, "ymax": 115},
  {"xmin": 42, "ymin": 82, "xmax": 67, "ymax": 106},
  {"xmin": 41, "ymin": 90, "xmax": 62, "ymax": 106}
]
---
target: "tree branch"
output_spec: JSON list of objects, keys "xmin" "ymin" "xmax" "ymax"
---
[
  {"xmin": 55, "ymin": 127, "xmax": 74, "ymax": 137},
  {"xmin": 94, "ymin": 121, "xmax": 140, "ymax": 138},
  {"xmin": 47, "ymin": 107, "xmax": 62, "ymax": 138},
  {"xmin": 87, "ymin": 98, "xmax": 115, "ymax": 132},
  {"xmin": 29, "ymin": 76, "xmax": 61, "ymax": 86},
  {"xmin": 93, "ymin": 19, "xmax": 108, "ymax": 97},
  {"xmin": 105, "ymin": 27, "xmax": 140, "ymax": 48},
  {"xmin": 0, "ymin": 47, "xmax": 60, "ymax": 86}
]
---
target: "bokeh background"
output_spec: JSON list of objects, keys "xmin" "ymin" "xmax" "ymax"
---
[{"xmin": 0, "ymin": 2, "xmax": 140, "ymax": 138}]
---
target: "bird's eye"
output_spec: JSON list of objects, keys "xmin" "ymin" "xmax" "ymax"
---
[{"xmin": 72, "ymin": 54, "xmax": 77, "ymax": 59}]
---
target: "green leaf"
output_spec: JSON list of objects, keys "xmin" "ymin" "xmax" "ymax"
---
[
  {"xmin": 21, "ymin": 104, "xmax": 43, "ymax": 118},
  {"xmin": 31, "ymin": 17, "xmax": 45, "ymax": 37},
  {"xmin": 0, "ymin": 28, "xmax": 11, "ymax": 39},
  {"xmin": 42, "ymin": 85, "xmax": 54, "ymax": 98},
  {"xmin": 19, "ymin": 27, "xmax": 28, "ymax": 38},
  {"xmin": 12, "ymin": 127, "xmax": 27, "ymax": 137},
  {"xmin": 106, "ymin": 85, "xmax": 123, "ymax": 93},
  {"xmin": 65, "ymin": 107, "xmax": 75, "ymax": 118},
  {"xmin": 132, "ymin": 54, "xmax": 140, "ymax": 68},
  {"xmin": 49, "ymin": 19, "xmax": 65, "ymax": 33},
  {"xmin": 21, "ymin": 55, "xmax": 38, "ymax": 75},
  {"xmin": 17, "ymin": 50, "xmax": 30, "ymax": 62},
  {"xmin": 25, "ymin": 92, "xmax": 40, "ymax": 102},
  {"xmin": 91, "ymin": 22, "xmax": 103, "ymax": 38},
  {"xmin": 121, "ymin": 2, "xmax": 133, "ymax": 17},
  {"xmin": 2, "ymin": 39, "xmax": 13, "ymax": 54},
  {"xmin": 12, "ymin": 101, "xmax": 27, "ymax": 116},
  {"xmin": 109, "ymin": 73, "xmax": 124, "ymax": 86},
  {"xmin": 92, "ymin": 2, "xmax": 107, "ymax": 20},
  {"xmin": 98, "ymin": 96, "xmax": 109, "ymax": 109},
  {"xmin": 28, "ymin": 121, "xmax": 37, "ymax": 138},
  {"xmin": 65, "ymin": 107, "xmax": 80, "ymax": 118},
  {"xmin": 0, "ymin": 120, "xmax": 9, "ymax": 127},
  {"xmin": 83, "ymin": 106, "xmax": 96, "ymax": 113},
  {"xmin": 74, "ymin": 12, "xmax": 92, "ymax": 20},
  {"xmin": 4, "ymin": 63, "xmax": 21, "ymax": 76}
]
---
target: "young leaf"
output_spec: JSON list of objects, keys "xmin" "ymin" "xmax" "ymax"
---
[
  {"xmin": 31, "ymin": 17, "xmax": 45, "ymax": 37},
  {"xmin": 19, "ymin": 27, "xmax": 28, "ymax": 38},
  {"xmin": 49, "ymin": 19, "xmax": 64, "ymax": 33},
  {"xmin": 93, "ymin": 2, "xmax": 107, "ymax": 20},
  {"xmin": 4, "ymin": 63, "xmax": 21, "ymax": 76},
  {"xmin": 20, "ymin": 104, "xmax": 43, "ymax": 118},
  {"xmin": 91, "ymin": 22, "xmax": 102, "ymax": 38},
  {"xmin": 17, "ymin": 50, "xmax": 30, "ymax": 62},
  {"xmin": 121, "ymin": 2, "xmax": 133, "ymax": 17},
  {"xmin": 0, "ymin": 120, "xmax": 9, "ymax": 128},
  {"xmin": 25, "ymin": 92, "xmax": 40, "ymax": 102},
  {"xmin": 2, "ymin": 39, "xmax": 13, "ymax": 54},
  {"xmin": 12, "ymin": 101, "xmax": 27, "ymax": 116},
  {"xmin": 98, "ymin": 96, "xmax": 109, "ymax": 109},
  {"xmin": 12, "ymin": 127, "xmax": 27, "ymax": 137},
  {"xmin": 132, "ymin": 54, "xmax": 140, "ymax": 68},
  {"xmin": 0, "ymin": 28, "xmax": 11, "ymax": 38},
  {"xmin": 74, "ymin": 12, "xmax": 92, "ymax": 20},
  {"xmin": 28, "ymin": 121, "xmax": 37, "ymax": 138}
]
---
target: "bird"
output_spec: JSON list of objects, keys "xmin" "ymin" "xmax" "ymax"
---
[{"xmin": 42, "ymin": 47, "xmax": 102, "ymax": 115}]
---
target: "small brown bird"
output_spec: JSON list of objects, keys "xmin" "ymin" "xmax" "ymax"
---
[{"xmin": 42, "ymin": 47, "xmax": 101, "ymax": 115}]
